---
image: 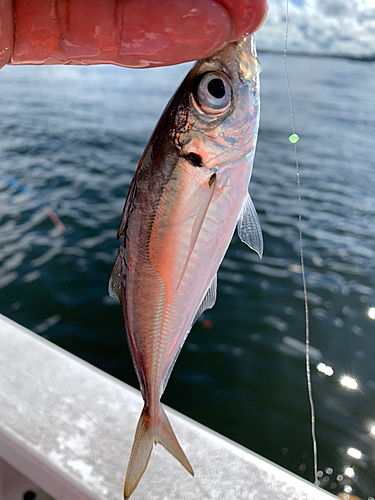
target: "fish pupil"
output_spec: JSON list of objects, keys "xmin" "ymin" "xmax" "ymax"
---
[{"xmin": 207, "ymin": 78, "xmax": 225, "ymax": 99}]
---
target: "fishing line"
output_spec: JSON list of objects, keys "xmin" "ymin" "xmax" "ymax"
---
[
  {"xmin": 0, "ymin": 171, "xmax": 65, "ymax": 233},
  {"xmin": 283, "ymin": 0, "xmax": 318, "ymax": 486}
]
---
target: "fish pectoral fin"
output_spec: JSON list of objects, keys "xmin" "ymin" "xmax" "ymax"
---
[
  {"xmin": 124, "ymin": 404, "xmax": 193, "ymax": 500},
  {"xmin": 192, "ymin": 273, "xmax": 217, "ymax": 325},
  {"xmin": 176, "ymin": 174, "xmax": 217, "ymax": 291},
  {"xmin": 237, "ymin": 191, "xmax": 263, "ymax": 258}
]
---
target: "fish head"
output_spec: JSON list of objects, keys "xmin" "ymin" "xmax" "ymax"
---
[{"xmin": 172, "ymin": 36, "xmax": 261, "ymax": 175}]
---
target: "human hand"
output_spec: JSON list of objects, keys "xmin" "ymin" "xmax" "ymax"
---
[{"xmin": 0, "ymin": 0, "xmax": 267, "ymax": 69}]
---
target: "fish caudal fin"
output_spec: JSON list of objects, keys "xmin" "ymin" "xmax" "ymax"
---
[
  {"xmin": 157, "ymin": 405, "xmax": 194, "ymax": 476},
  {"xmin": 124, "ymin": 404, "xmax": 194, "ymax": 500},
  {"xmin": 124, "ymin": 405, "xmax": 154, "ymax": 500}
]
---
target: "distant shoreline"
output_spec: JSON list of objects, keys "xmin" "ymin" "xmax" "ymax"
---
[{"xmin": 257, "ymin": 48, "xmax": 375, "ymax": 62}]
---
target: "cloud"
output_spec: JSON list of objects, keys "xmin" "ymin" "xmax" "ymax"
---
[{"xmin": 255, "ymin": 0, "xmax": 375, "ymax": 58}]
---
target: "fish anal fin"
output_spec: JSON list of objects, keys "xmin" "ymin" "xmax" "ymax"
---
[
  {"xmin": 124, "ymin": 404, "xmax": 193, "ymax": 500},
  {"xmin": 108, "ymin": 247, "xmax": 124, "ymax": 300},
  {"xmin": 237, "ymin": 191, "xmax": 263, "ymax": 258},
  {"xmin": 192, "ymin": 274, "xmax": 217, "ymax": 325}
]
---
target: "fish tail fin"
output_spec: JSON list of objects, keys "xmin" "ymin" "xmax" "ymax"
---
[
  {"xmin": 124, "ymin": 403, "xmax": 193, "ymax": 500},
  {"xmin": 157, "ymin": 404, "xmax": 194, "ymax": 477},
  {"xmin": 124, "ymin": 405, "xmax": 154, "ymax": 499}
]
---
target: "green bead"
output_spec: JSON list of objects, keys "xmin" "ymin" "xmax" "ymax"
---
[{"xmin": 289, "ymin": 134, "xmax": 299, "ymax": 144}]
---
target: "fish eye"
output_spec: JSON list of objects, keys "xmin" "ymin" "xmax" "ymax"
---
[{"xmin": 195, "ymin": 71, "xmax": 232, "ymax": 115}]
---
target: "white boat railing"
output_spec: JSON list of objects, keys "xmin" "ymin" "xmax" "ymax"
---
[{"xmin": 0, "ymin": 314, "xmax": 334, "ymax": 500}]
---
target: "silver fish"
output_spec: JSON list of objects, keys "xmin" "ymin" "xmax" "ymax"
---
[{"xmin": 110, "ymin": 35, "xmax": 262, "ymax": 499}]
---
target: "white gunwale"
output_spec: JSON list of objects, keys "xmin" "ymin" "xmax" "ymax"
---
[{"xmin": 0, "ymin": 314, "xmax": 335, "ymax": 500}]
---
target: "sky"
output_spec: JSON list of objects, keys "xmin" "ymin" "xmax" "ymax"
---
[{"xmin": 255, "ymin": 0, "xmax": 375, "ymax": 58}]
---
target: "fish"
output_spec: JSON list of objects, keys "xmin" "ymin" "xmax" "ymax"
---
[{"xmin": 109, "ymin": 35, "xmax": 263, "ymax": 499}]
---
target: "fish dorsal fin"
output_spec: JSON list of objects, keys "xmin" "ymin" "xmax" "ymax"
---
[
  {"xmin": 192, "ymin": 273, "xmax": 217, "ymax": 325},
  {"xmin": 108, "ymin": 247, "xmax": 123, "ymax": 300},
  {"xmin": 117, "ymin": 175, "xmax": 137, "ymax": 240},
  {"xmin": 237, "ymin": 191, "xmax": 263, "ymax": 258},
  {"xmin": 110, "ymin": 176, "xmax": 138, "ymax": 298}
]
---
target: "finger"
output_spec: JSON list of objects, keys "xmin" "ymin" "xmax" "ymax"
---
[
  {"xmin": 10, "ymin": 0, "xmax": 230, "ymax": 67},
  {"xmin": 216, "ymin": 0, "xmax": 268, "ymax": 41},
  {"xmin": 8, "ymin": 0, "xmax": 268, "ymax": 68},
  {"xmin": 0, "ymin": 0, "xmax": 13, "ymax": 68}
]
